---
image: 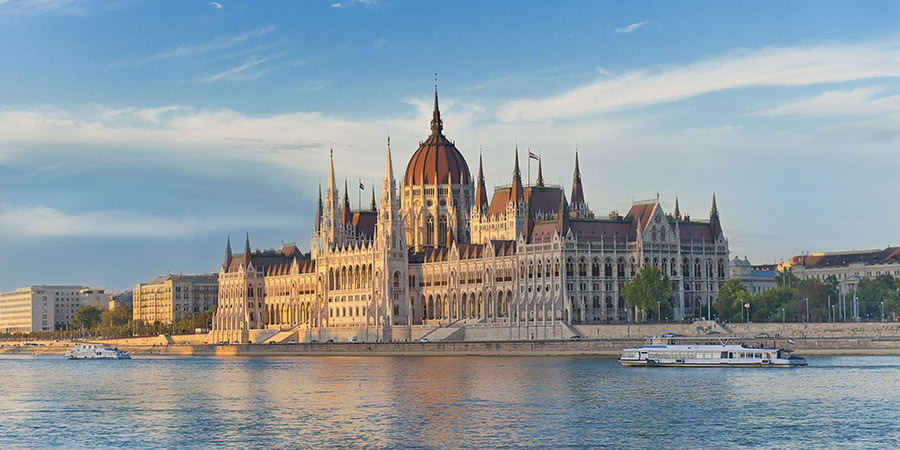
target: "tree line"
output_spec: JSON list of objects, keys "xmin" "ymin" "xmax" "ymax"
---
[
  {"xmin": 623, "ymin": 266, "xmax": 900, "ymax": 323},
  {"xmin": 0, "ymin": 303, "xmax": 216, "ymax": 341}
]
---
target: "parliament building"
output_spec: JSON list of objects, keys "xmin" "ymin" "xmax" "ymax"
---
[{"xmin": 212, "ymin": 88, "xmax": 729, "ymax": 343}]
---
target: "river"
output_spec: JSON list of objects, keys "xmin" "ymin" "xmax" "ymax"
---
[{"xmin": 0, "ymin": 355, "xmax": 897, "ymax": 449}]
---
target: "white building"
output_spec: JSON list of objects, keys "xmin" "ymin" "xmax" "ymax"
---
[
  {"xmin": 788, "ymin": 247, "xmax": 900, "ymax": 296},
  {"xmin": 729, "ymin": 256, "xmax": 777, "ymax": 295},
  {"xmin": 0, "ymin": 285, "xmax": 108, "ymax": 333}
]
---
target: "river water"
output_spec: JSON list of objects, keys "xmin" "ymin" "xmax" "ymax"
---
[{"xmin": 0, "ymin": 355, "xmax": 898, "ymax": 449}]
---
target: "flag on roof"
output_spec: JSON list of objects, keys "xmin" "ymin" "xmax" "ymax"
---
[
  {"xmin": 359, "ymin": 180, "xmax": 364, "ymax": 190},
  {"xmin": 528, "ymin": 151, "xmax": 539, "ymax": 160}
]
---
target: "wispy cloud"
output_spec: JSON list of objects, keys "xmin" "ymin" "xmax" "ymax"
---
[
  {"xmin": 209, "ymin": 1, "xmax": 222, "ymax": 8},
  {"xmin": 372, "ymin": 37, "xmax": 388, "ymax": 49},
  {"xmin": 754, "ymin": 86, "xmax": 900, "ymax": 118},
  {"xmin": 0, "ymin": 0, "xmax": 82, "ymax": 14},
  {"xmin": 615, "ymin": 21, "xmax": 651, "ymax": 34},
  {"xmin": 331, "ymin": 0, "xmax": 376, "ymax": 8},
  {"xmin": 0, "ymin": 204, "xmax": 290, "ymax": 238},
  {"xmin": 199, "ymin": 54, "xmax": 283, "ymax": 83},
  {"xmin": 497, "ymin": 39, "xmax": 900, "ymax": 122},
  {"xmin": 111, "ymin": 25, "xmax": 277, "ymax": 67}
]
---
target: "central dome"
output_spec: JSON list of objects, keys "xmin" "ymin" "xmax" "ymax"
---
[{"xmin": 403, "ymin": 88, "xmax": 471, "ymax": 187}]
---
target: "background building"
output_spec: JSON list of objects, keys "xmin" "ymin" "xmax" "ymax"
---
[
  {"xmin": 787, "ymin": 247, "xmax": 900, "ymax": 296},
  {"xmin": 108, "ymin": 291, "xmax": 133, "ymax": 310},
  {"xmin": 0, "ymin": 285, "xmax": 108, "ymax": 333},
  {"xmin": 133, "ymin": 275, "xmax": 218, "ymax": 324},
  {"xmin": 729, "ymin": 256, "xmax": 777, "ymax": 295}
]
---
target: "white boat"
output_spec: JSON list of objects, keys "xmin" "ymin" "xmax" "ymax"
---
[
  {"xmin": 619, "ymin": 336, "xmax": 806, "ymax": 367},
  {"xmin": 65, "ymin": 343, "xmax": 131, "ymax": 360}
]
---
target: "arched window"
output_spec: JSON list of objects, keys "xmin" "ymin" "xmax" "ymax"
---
[
  {"xmin": 438, "ymin": 215, "xmax": 448, "ymax": 246},
  {"xmin": 392, "ymin": 272, "xmax": 400, "ymax": 289},
  {"xmin": 717, "ymin": 259, "xmax": 725, "ymax": 278},
  {"xmin": 592, "ymin": 259, "xmax": 600, "ymax": 277},
  {"xmin": 604, "ymin": 259, "xmax": 612, "ymax": 277},
  {"xmin": 566, "ymin": 258, "xmax": 574, "ymax": 277},
  {"xmin": 426, "ymin": 216, "xmax": 434, "ymax": 247},
  {"xmin": 617, "ymin": 258, "xmax": 625, "ymax": 277}
]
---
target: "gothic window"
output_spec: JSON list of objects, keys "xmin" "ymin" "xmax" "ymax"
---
[
  {"xmin": 592, "ymin": 259, "xmax": 600, "ymax": 277},
  {"xmin": 651, "ymin": 226, "xmax": 657, "ymax": 241},
  {"xmin": 605, "ymin": 259, "xmax": 612, "ymax": 277},
  {"xmin": 579, "ymin": 258, "xmax": 587, "ymax": 277},
  {"xmin": 426, "ymin": 216, "xmax": 434, "ymax": 247},
  {"xmin": 439, "ymin": 215, "xmax": 448, "ymax": 246},
  {"xmin": 392, "ymin": 272, "xmax": 400, "ymax": 289},
  {"xmin": 717, "ymin": 260, "xmax": 725, "ymax": 278},
  {"xmin": 566, "ymin": 258, "xmax": 574, "ymax": 277},
  {"xmin": 671, "ymin": 258, "xmax": 678, "ymax": 276},
  {"xmin": 617, "ymin": 258, "xmax": 625, "ymax": 277},
  {"xmin": 694, "ymin": 259, "xmax": 701, "ymax": 278}
]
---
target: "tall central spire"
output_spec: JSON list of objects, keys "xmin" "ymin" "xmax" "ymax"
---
[{"xmin": 430, "ymin": 74, "xmax": 443, "ymax": 135}]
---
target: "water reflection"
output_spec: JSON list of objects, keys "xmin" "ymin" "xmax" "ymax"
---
[{"xmin": 0, "ymin": 355, "xmax": 899, "ymax": 449}]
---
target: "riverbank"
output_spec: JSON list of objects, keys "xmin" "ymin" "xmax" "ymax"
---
[{"xmin": 5, "ymin": 336, "xmax": 900, "ymax": 357}]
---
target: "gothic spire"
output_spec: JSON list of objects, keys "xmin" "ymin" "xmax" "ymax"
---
[
  {"xmin": 674, "ymin": 196, "xmax": 681, "ymax": 220},
  {"xmin": 570, "ymin": 151, "xmax": 585, "ymax": 211},
  {"xmin": 342, "ymin": 179, "xmax": 352, "ymax": 224},
  {"xmin": 315, "ymin": 184, "xmax": 323, "ymax": 232},
  {"xmin": 535, "ymin": 156, "xmax": 544, "ymax": 187},
  {"xmin": 430, "ymin": 75, "xmax": 443, "ymax": 135},
  {"xmin": 224, "ymin": 235, "xmax": 233, "ymax": 270},
  {"xmin": 558, "ymin": 191, "xmax": 570, "ymax": 235},
  {"xmin": 475, "ymin": 152, "xmax": 489, "ymax": 210},
  {"xmin": 370, "ymin": 188, "xmax": 376, "ymax": 212},
  {"xmin": 709, "ymin": 192, "xmax": 722, "ymax": 238},
  {"xmin": 710, "ymin": 192, "xmax": 719, "ymax": 218},
  {"xmin": 510, "ymin": 145, "xmax": 524, "ymax": 203},
  {"xmin": 243, "ymin": 232, "xmax": 251, "ymax": 264}
]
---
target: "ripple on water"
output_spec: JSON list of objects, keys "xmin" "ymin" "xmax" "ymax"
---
[{"xmin": 0, "ymin": 355, "xmax": 899, "ymax": 449}]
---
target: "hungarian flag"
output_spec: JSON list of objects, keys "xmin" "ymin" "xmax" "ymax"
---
[
  {"xmin": 787, "ymin": 338, "xmax": 796, "ymax": 345},
  {"xmin": 528, "ymin": 151, "xmax": 539, "ymax": 160},
  {"xmin": 744, "ymin": 303, "xmax": 750, "ymax": 309},
  {"xmin": 359, "ymin": 180, "xmax": 365, "ymax": 190}
]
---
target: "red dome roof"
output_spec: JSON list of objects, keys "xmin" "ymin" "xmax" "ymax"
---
[{"xmin": 402, "ymin": 88, "xmax": 471, "ymax": 187}]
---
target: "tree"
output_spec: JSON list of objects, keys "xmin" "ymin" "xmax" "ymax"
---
[
  {"xmin": 71, "ymin": 305, "xmax": 103, "ymax": 330},
  {"xmin": 623, "ymin": 266, "xmax": 671, "ymax": 322},
  {"xmin": 857, "ymin": 275, "xmax": 900, "ymax": 320},
  {"xmin": 751, "ymin": 286, "xmax": 797, "ymax": 322},
  {"xmin": 715, "ymin": 279, "xmax": 751, "ymax": 322}
]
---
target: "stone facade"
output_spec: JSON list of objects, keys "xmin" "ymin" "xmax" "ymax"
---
[
  {"xmin": 0, "ymin": 285, "xmax": 107, "ymax": 333},
  {"xmin": 133, "ymin": 275, "xmax": 218, "ymax": 324},
  {"xmin": 729, "ymin": 256, "xmax": 778, "ymax": 295},
  {"xmin": 212, "ymin": 87, "xmax": 729, "ymax": 343}
]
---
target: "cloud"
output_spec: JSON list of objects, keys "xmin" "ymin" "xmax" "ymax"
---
[
  {"xmin": 497, "ymin": 39, "xmax": 900, "ymax": 122},
  {"xmin": 209, "ymin": 1, "xmax": 222, "ymax": 8},
  {"xmin": 331, "ymin": 0, "xmax": 376, "ymax": 8},
  {"xmin": 199, "ymin": 54, "xmax": 283, "ymax": 83},
  {"xmin": 372, "ymin": 37, "xmax": 387, "ymax": 49},
  {"xmin": 111, "ymin": 25, "xmax": 277, "ymax": 67},
  {"xmin": 614, "ymin": 21, "xmax": 650, "ymax": 34},
  {"xmin": 754, "ymin": 86, "xmax": 900, "ymax": 117},
  {"xmin": 0, "ymin": 205, "xmax": 291, "ymax": 239},
  {"xmin": 0, "ymin": 0, "xmax": 81, "ymax": 14}
]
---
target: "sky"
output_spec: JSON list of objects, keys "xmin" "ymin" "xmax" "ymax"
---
[{"xmin": 1, "ymin": 0, "xmax": 899, "ymax": 293}]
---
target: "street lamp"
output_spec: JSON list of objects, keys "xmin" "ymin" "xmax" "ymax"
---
[
  {"xmin": 657, "ymin": 301, "xmax": 661, "ymax": 323},
  {"xmin": 782, "ymin": 307, "xmax": 785, "ymax": 325},
  {"xmin": 804, "ymin": 297, "xmax": 809, "ymax": 323},
  {"xmin": 881, "ymin": 301, "xmax": 885, "ymax": 322}
]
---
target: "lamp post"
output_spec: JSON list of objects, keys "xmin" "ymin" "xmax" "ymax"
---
[
  {"xmin": 782, "ymin": 307, "xmax": 785, "ymax": 325},
  {"xmin": 804, "ymin": 297, "xmax": 809, "ymax": 323},
  {"xmin": 881, "ymin": 301, "xmax": 885, "ymax": 322},
  {"xmin": 657, "ymin": 301, "xmax": 661, "ymax": 324}
]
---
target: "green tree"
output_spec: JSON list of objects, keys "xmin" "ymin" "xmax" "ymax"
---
[
  {"xmin": 715, "ymin": 279, "xmax": 751, "ymax": 322},
  {"xmin": 71, "ymin": 305, "xmax": 103, "ymax": 330},
  {"xmin": 623, "ymin": 266, "xmax": 671, "ymax": 322},
  {"xmin": 857, "ymin": 275, "xmax": 900, "ymax": 320},
  {"xmin": 751, "ymin": 286, "xmax": 797, "ymax": 322}
]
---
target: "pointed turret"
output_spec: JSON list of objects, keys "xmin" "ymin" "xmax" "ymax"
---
[
  {"xmin": 378, "ymin": 136, "xmax": 404, "ymax": 250},
  {"xmin": 224, "ymin": 235, "xmax": 233, "ymax": 270},
  {"xmin": 535, "ymin": 157, "xmax": 544, "ymax": 187},
  {"xmin": 558, "ymin": 191, "xmax": 570, "ymax": 235},
  {"xmin": 342, "ymin": 179, "xmax": 352, "ymax": 225},
  {"xmin": 370, "ymin": 189, "xmax": 376, "ymax": 212},
  {"xmin": 243, "ymin": 232, "xmax": 251, "ymax": 265},
  {"xmin": 570, "ymin": 151, "xmax": 585, "ymax": 211},
  {"xmin": 674, "ymin": 196, "xmax": 681, "ymax": 220},
  {"xmin": 315, "ymin": 184, "xmax": 323, "ymax": 232},
  {"xmin": 521, "ymin": 196, "xmax": 535, "ymax": 242},
  {"xmin": 474, "ymin": 153, "xmax": 489, "ymax": 211},
  {"xmin": 709, "ymin": 193, "xmax": 722, "ymax": 238},
  {"xmin": 510, "ymin": 146, "xmax": 524, "ymax": 203},
  {"xmin": 430, "ymin": 79, "xmax": 443, "ymax": 136}
]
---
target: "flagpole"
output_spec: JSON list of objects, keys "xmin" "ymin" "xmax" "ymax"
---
[
  {"xmin": 527, "ymin": 148, "xmax": 531, "ymax": 186},
  {"xmin": 358, "ymin": 179, "xmax": 361, "ymax": 211}
]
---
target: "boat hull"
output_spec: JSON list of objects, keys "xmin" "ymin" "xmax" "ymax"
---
[{"xmin": 619, "ymin": 359, "xmax": 805, "ymax": 367}]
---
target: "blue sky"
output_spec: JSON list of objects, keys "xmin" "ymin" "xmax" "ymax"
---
[{"xmin": 1, "ymin": 0, "xmax": 899, "ymax": 292}]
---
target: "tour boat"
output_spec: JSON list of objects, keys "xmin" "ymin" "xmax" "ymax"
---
[
  {"xmin": 65, "ymin": 343, "xmax": 131, "ymax": 360},
  {"xmin": 619, "ymin": 336, "xmax": 806, "ymax": 367}
]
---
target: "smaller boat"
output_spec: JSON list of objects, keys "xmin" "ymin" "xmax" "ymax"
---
[
  {"xmin": 619, "ymin": 336, "xmax": 806, "ymax": 367},
  {"xmin": 65, "ymin": 343, "xmax": 131, "ymax": 360}
]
